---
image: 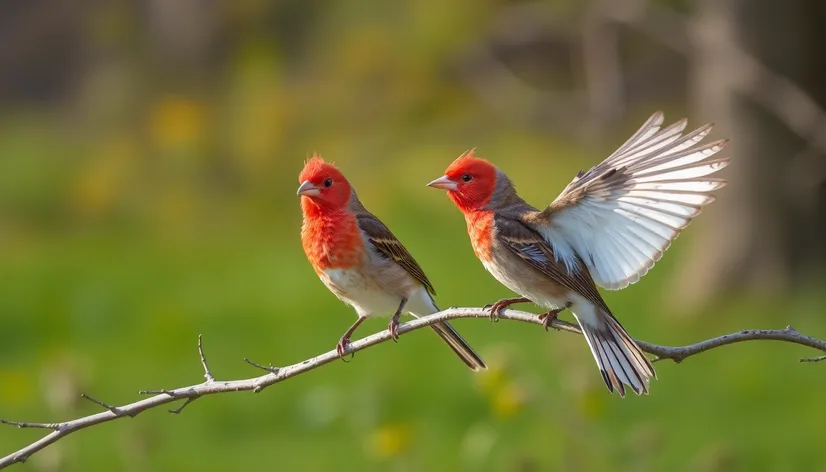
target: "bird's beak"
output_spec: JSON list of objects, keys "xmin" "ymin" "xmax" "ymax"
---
[
  {"xmin": 296, "ymin": 180, "xmax": 321, "ymax": 196},
  {"xmin": 426, "ymin": 175, "xmax": 458, "ymax": 191}
]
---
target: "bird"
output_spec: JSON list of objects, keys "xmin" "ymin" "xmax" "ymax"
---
[
  {"xmin": 297, "ymin": 155, "xmax": 487, "ymax": 371},
  {"xmin": 427, "ymin": 111, "xmax": 729, "ymax": 395}
]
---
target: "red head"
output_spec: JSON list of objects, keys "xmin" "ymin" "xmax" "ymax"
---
[
  {"xmin": 427, "ymin": 150, "xmax": 497, "ymax": 212},
  {"xmin": 297, "ymin": 155, "xmax": 352, "ymax": 212}
]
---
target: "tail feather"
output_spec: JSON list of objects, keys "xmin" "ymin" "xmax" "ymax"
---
[
  {"xmin": 577, "ymin": 312, "xmax": 655, "ymax": 396},
  {"xmin": 430, "ymin": 322, "xmax": 487, "ymax": 371},
  {"xmin": 413, "ymin": 297, "xmax": 486, "ymax": 372}
]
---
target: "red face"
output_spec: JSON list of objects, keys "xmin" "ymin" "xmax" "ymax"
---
[
  {"xmin": 427, "ymin": 151, "xmax": 497, "ymax": 212},
  {"xmin": 297, "ymin": 156, "xmax": 352, "ymax": 210}
]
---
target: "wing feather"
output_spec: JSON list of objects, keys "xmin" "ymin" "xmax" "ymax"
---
[
  {"xmin": 539, "ymin": 112, "xmax": 729, "ymax": 290},
  {"xmin": 356, "ymin": 214, "xmax": 437, "ymax": 295}
]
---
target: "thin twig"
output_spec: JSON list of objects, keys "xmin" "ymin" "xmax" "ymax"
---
[
  {"xmin": 243, "ymin": 358, "xmax": 280, "ymax": 375},
  {"xmin": 137, "ymin": 389, "xmax": 177, "ymax": 396},
  {"xmin": 2, "ymin": 307, "xmax": 825, "ymax": 469},
  {"xmin": 198, "ymin": 334, "xmax": 215, "ymax": 383},
  {"xmin": 0, "ymin": 419, "xmax": 60, "ymax": 431},
  {"xmin": 79, "ymin": 394, "xmax": 119, "ymax": 415},
  {"xmin": 168, "ymin": 397, "xmax": 198, "ymax": 415}
]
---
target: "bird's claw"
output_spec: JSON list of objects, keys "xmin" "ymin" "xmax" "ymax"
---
[
  {"xmin": 538, "ymin": 304, "xmax": 569, "ymax": 331},
  {"xmin": 538, "ymin": 312, "xmax": 555, "ymax": 331},
  {"xmin": 485, "ymin": 297, "xmax": 532, "ymax": 323},
  {"xmin": 336, "ymin": 337, "xmax": 354, "ymax": 362},
  {"xmin": 388, "ymin": 319, "xmax": 400, "ymax": 342},
  {"xmin": 485, "ymin": 301, "xmax": 510, "ymax": 323}
]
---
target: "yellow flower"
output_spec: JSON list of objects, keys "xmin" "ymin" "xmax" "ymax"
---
[
  {"xmin": 476, "ymin": 361, "xmax": 508, "ymax": 395},
  {"xmin": 71, "ymin": 136, "xmax": 135, "ymax": 217},
  {"xmin": 148, "ymin": 96, "xmax": 205, "ymax": 150},
  {"xmin": 366, "ymin": 423, "xmax": 413, "ymax": 460},
  {"xmin": 491, "ymin": 383, "xmax": 526, "ymax": 419}
]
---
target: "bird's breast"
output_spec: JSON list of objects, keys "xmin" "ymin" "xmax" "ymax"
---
[
  {"xmin": 465, "ymin": 210, "xmax": 494, "ymax": 261},
  {"xmin": 301, "ymin": 212, "xmax": 364, "ymax": 273}
]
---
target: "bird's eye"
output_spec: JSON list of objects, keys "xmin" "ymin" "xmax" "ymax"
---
[
  {"xmin": 461, "ymin": 174, "xmax": 473, "ymax": 182},
  {"xmin": 323, "ymin": 178, "xmax": 333, "ymax": 188}
]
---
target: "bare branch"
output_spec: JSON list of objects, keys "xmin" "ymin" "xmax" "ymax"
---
[
  {"xmin": 2, "ymin": 307, "xmax": 825, "ymax": 469},
  {"xmin": 638, "ymin": 325, "xmax": 826, "ymax": 363}
]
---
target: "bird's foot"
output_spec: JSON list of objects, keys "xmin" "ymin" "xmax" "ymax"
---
[
  {"xmin": 538, "ymin": 302, "xmax": 571, "ymax": 331},
  {"xmin": 388, "ymin": 316, "xmax": 401, "ymax": 342},
  {"xmin": 484, "ymin": 297, "xmax": 531, "ymax": 323}
]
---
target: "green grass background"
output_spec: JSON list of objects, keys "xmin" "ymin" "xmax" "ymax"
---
[
  {"xmin": 1, "ymin": 1, "xmax": 825, "ymax": 469},
  {"xmin": 2, "ymin": 139, "xmax": 824, "ymax": 470}
]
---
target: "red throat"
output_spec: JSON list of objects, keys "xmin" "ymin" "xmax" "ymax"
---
[
  {"xmin": 449, "ymin": 190, "xmax": 491, "ymax": 214},
  {"xmin": 301, "ymin": 199, "xmax": 363, "ymax": 272}
]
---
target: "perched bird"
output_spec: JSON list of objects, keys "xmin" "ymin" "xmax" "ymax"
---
[
  {"xmin": 298, "ymin": 156, "xmax": 486, "ymax": 371},
  {"xmin": 427, "ymin": 112, "xmax": 729, "ymax": 395}
]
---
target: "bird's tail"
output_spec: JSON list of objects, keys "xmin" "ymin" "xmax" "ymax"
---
[
  {"xmin": 429, "ymin": 321, "xmax": 487, "ymax": 371},
  {"xmin": 412, "ymin": 298, "xmax": 486, "ymax": 371},
  {"xmin": 574, "ymin": 308, "xmax": 655, "ymax": 396}
]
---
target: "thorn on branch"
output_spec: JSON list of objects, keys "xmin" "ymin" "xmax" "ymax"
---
[
  {"xmin": 244, "ymin": 358, "xmax": 280, "ymax": 375},
  {"xmin": 800, "ymin": 355, "xmax": 826, "ymax": 363},
  {"xmin": 198, "ymin": 335, "xmax": 215, "ymax": 383},
  {"xmin": 0, "ymin": 418, "xmax": 61, "ymax": 431},
  {"xmin": 168, "ymin": 397, "xmax": 198, "ymax": 414},
  {"xmin": 80, "ymin": 394, "xmax": 121, "ymax": 415}
]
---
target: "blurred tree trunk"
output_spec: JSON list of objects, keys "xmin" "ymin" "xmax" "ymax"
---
[
  {"xmin": 144, "ymin": 0, "xmax": 220, "ymax": 80},
  {"xmin": 675, "ymin": 0, "xmax": 826, "ymax": 311}
]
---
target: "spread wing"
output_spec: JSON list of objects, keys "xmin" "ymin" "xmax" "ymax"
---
[
  {"xmin": 542, "ymin": 111, "xmax": 730, "ymax": 290},
  {"xmin": 494, "ymin": 217, "xmax": 610, "ymax": 314},
  {"xmin": 356, "ymin": 214, "xmax": 436, "ymax": 295}
]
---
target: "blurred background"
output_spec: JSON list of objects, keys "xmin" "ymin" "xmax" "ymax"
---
[{"xmin": 1, "ymin": 0, "xmax": 825, "ymax": 470}]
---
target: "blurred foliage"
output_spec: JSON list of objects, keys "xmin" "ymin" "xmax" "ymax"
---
[{"xmin": 0, "ymin": 1, "xmax": 824, "ymax": 471}]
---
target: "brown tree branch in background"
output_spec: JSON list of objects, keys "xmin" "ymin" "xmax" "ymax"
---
[
  {"xmin": 608, "ymin": 0, "xmax": 826, "ymax": 157},
  {"xmin": 610, "ymin": 0, "xmax": 826, "ymax": 308},
  {"xmin": 3, "ymin": 307, "xmax": 826, "ymax": 469},
  {"xmin": 581, "ymin": 0, "xmax": 626, "ymax": 135}
]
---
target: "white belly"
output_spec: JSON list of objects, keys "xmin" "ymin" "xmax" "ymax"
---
[
  {"xmin": 319, "ymin": 266, "xmax": 438, "ymax": 318},
  {"xmin": 481, "ymin": 258, "xmax": 570, "ymax": 311},
  {"xmin": 319, "ymin": 268, "xmax": 399, "ymax": 317}
]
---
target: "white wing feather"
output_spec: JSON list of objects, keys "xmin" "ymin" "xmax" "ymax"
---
[{"xmin": 540, "ymin": 112, "xmax": 730, "ymax": 290}]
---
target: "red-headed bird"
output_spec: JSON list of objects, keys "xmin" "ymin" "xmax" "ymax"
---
[
  {"xmin": 298, "ymin": 156, "xmax": 486, "ymax": 371},
  {"xmin": 427, "ymin": 112, "xmax": 729, "ymax": 395}
]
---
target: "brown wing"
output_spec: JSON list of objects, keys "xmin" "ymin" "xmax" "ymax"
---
[
  {"xmin": 494, "ymin": 216, "xmax": 610, "ymax": 314},
  {"xmin": 357, "ymin": 214, "xmax": 436, "ymax": 295}
]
